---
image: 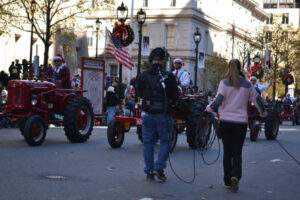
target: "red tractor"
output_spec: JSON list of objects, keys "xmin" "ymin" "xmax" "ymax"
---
[
  {"xmin": 248, "ymin": 102, "xmax": 280, "ymax": 141},
  {"xmin": 107, "ymin": 93, "xmax": 212, "ymax": 151},
  {"xmin": 0, "ymin": 80, "xmax": 94, "ymax": 146},
  {"xmin": 279, "ymin": 103, "xmax": 296, "ymax": 125}
]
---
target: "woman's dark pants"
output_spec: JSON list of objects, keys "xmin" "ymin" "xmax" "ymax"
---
[{"xmin": 220, "ymin": 121, "xmax": 247, "ymax": 185}]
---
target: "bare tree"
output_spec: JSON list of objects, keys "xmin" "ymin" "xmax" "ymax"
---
[{"xmin": 1, "ymin": 0, "xmax": 115, "ymax": 67}]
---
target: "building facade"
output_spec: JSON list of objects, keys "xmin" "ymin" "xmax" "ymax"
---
[
  {"xmin": 82, "ymin": 0, "xmax": 267, "ymax": 89},
  {"xmin": 0, "ymin": 0, "xmax": 268, "ymax": 91}
]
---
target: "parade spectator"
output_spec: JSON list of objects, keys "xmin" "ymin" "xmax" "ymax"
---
[
  {"xmin": 15, "ymin": 59, "xmax": 22, "ymax": 76},
  {"xmin": 71, "ymin": 74, "xmax": 80, "ymax": 89},
  {"xmin": 282, "ymin": 93, "xmax": 293, "ymax": 105},
  {"xmin": 0, "ymin": 71, "xmax": 9, "ymax": 88},
  {"xmin": 172, "ymin": 57, "xmax": 190, "ymax": 90},
  {"xmin": 50, "ymin": 54, "xmax": 71, "ymax": 89},
  {"xmin": 137, "ymin": 47, "xmax": 178, "ymax": 182},
  {"xmin": 0, "ymin": 89, "xmax": 9, "ymax": 128},
  {"xmin": 128, "ymin": 85, "xmax": 135, "ymax": 97},
  {"xmin": 106, "ymin": 86, "xmax": 119, "ymax": 125},
  {"xmin": 206, "ymin": 59, "xmax": 266, "ymax": 192},
  {"xmin": 21, "ymin": 59, "xmax": 29, "ymax": 75},
  {"xmin": 250, "ymin": 76, "xmax": 274, "ymax": 95},
  {"xmin": 9, "ymin": 61, "xmax": 20, "ymax": 80}
]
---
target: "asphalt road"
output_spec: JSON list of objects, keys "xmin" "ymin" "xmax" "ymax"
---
[{"xmin": 0, "ymin": 122, "xmax": 299, "ymax": 200}]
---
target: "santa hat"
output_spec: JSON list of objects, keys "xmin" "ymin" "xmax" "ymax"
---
[
  {"xmin": 173, "ymin": 57, "xmax": 184, "ymax": 66},
  {"xmin": 53, "ymin": 54, "xmax": 65, "ymax": 63}
]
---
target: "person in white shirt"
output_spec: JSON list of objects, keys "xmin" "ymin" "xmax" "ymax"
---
[
  {"xmin": 250, "ymin": 76, "xmax": 273, "ymax": 96},
  {"xmin": 172, "ymin": 58, "xmax": 190, "ymax": 89}
]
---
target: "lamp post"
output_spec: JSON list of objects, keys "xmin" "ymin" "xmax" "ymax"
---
[
  {"xmin": 29, "ymin": 0, "xmax": 37, "ymax": 68},
  {"xmin": 116, "ymin": 1, "xmax": 128, "ymax": 82},
  {"xmin": 193, "ymin": 27, "xmax": 201, "ymax": 92},
  {"xmin": 95, "ymin": 18, "xmax": 100, "ymax": 58},
  {"xmin": 137, "ymin": 8, "xmax": 146, "ymax": 77},
  {"xmin": 253, "ymin": 53, "xmax": 260, "ymax": 64}
]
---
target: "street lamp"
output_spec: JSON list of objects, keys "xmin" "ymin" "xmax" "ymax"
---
[
  {"xmin": 137, "ymin": 8, "xmax": 146, "ymax": 77},
  {"xmin": 117, "ymin": 2, "xmax": 128, "ymax": 23},
  {"xmin": 29, "ymin": 0, "xmax": 37, "ymax": 68},
  {"xmin": 116, "ymin": 1, "xmax": 128, "ymax": 82},
  {"xmin": 95, "ymin": 18, "xmax": 100, "ymax": 58},
  {"xmin": 193, "ymin": 27, "xmax": 201, "ymax": 92},
  {"xmin": 253, "ymin": 53, "xmax": 261, "ymax": 64}
]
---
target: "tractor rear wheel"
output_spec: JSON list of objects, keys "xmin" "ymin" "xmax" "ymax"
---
[
  {"xmin": 186, "ymin": 99, "xmax": 208, "ymax": 149},
  {"xmin": 265, "ymin": 109, "xmax": 280, "ymax": 140},
  {"xmin": 64, "ymin": 97, "xmax": 94, "ymax": 143},
  {"xmin": 24, "ymin": 115, "xmax": 47, "ymax": 146},
  {"xmin": 107, "ymin": 118, "xmax": 125, "ymax": 148}
]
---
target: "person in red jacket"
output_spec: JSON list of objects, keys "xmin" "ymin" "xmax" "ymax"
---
[{"xmin": 50, "ymin": 54, "xmax": 71, "ymax": 89}]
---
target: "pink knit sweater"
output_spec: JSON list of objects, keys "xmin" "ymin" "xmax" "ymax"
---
[{"xmin": 206, "ymin": 78, "xmax": 266, "ymax": 123}]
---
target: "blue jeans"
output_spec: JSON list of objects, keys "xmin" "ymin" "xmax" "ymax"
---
[
  {"xmin": 142, "ymin": 112, "xmax": 173, "ymax": 174},
  {"xmin": 107, "ymin": 106, "xmax": 116, "ymax": 125}
]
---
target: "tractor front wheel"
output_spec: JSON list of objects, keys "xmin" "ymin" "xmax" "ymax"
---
[
  {"xmin": 64, "ymin": 97, "xmax": 94, "ymax": 143},
  {"xmin": 24, "ymin": 115, "xmax": 47, "ymax": 146},
  {"xmin": 107, "ymin": 118, "xmax": 125, "ymax": 148}
]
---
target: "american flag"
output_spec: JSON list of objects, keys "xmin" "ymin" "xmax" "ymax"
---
[{"xmin": 105, "ymin": 28, "xmax": 134, "ymax": 70}]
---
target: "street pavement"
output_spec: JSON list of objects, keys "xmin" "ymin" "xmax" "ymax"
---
[{"xmin": 0, "ymin": 122, "xmax": 299, "ymax": 200}]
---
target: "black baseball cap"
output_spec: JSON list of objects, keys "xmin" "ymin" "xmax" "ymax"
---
[{"xmin": 148, "ymin": 47, "xmax": 165, "ymax": 63}]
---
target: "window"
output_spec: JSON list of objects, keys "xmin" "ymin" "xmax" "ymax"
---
[
  {"xmin": 110, "ymin": 64, "xmax": 118, "ymax": 77},
  {"xmin": 264, "ymin": 0, "xmax": 278, "ymax": 3},
  {"xmin": 166, "ymin": 25, "xmax": 175, "ymax": 48},
  {"xmin": 170, "ymin": 0, "xmax": 176, "ymax": 7},
  {"xmin": 280, "ymin": 0, "xmax": 293, "ymax": 3},
  {"xmin": 282, "ymin": 13, "xmax": 289, "ymax": 24},
  {"xmin": 266, "ymin": 31, "xmax": 272, "ymax": 42},
  {"xmin": 143, "ymin": 0, "xmax": 148, "ymax": 7},
  {"xmin": 266, "ymin": 13, "xmax": 273, "ymax": 24},
  {"xmin": 87, "ymin": 36, "xmax": 93, "ymax": 47},
  {"xmin": 142, "ymin": 24, "xmax": 147, "ymax": 35}
]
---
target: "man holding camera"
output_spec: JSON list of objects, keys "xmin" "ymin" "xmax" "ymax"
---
[{"xmin": 137, "ymin": 47, "xmax": 178, "ymax": 182}]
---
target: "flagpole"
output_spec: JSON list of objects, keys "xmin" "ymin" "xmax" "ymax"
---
[
  {"xmin": 128, "ymin": 0, "xmax": 134, "ymax": 86},
  {"xmin": 232, "ymin": 22, "xmax": 235, "ymax": 59}
]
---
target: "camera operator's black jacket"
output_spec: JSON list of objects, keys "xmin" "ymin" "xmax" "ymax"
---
[{"xmin": 137, "ymin": 65, "xmax": 178, "ymax": 114}]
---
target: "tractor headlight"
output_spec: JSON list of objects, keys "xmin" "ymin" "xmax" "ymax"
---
[
  {"xmin": 31, "ymin": 99, "xmax": 38, "ymax": 106},
  {"xmin": 2, "ymin": 99, "xmax": 6, "ymax": 104}
]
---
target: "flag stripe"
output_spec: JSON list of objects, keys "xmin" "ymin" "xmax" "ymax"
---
[
  {"xmin": 105, "ymin": 28, "xmax": 135, "ymax": 71},
  {"xmin": 106, "ymin": 44, "xmax": 134, "ymax": 70}
]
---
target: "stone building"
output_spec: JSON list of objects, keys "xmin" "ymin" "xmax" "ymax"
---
[{"xmin": 0, "ymin": 0, "xmax": 268, "ymax": 90}]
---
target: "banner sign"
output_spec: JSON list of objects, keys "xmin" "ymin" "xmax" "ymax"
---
[{"xmin": 81, "ymin": 58, "xmax": 105, "ymax": 116}]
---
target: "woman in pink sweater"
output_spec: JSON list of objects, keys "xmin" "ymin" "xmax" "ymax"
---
[{"xmin": 206, "ymin": 59, "xmax": 266, "ymax": 192}]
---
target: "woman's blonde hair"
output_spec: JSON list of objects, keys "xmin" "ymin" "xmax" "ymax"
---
[{"xmin": 226, "ymin": 59, "xmax": 241, "ymax": 89}]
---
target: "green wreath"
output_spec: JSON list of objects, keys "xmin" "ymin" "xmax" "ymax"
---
[{"xmin": 113, "ymin": 22, "xmax": 135, "ymax": 47}]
